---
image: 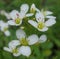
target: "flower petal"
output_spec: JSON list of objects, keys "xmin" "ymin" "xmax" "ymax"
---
[
  {"xmin": 16, "ymin": 29, "xmax": 26, "ymax": 39},
  {"xmin": 45, "ymin": 11, "xmax": 53, "ymax": 15},
  {"xmin": 38, "ymin": 27, "xmax": 48, "ymax": 32},
  {"xmin": 9, "ymin": 10, "xmax": 19, "ymax": 20},
  {"xmin": 45, "ymin": 19, "xmax": 56, "ymax": 27},
  {"xmin": 4, "ymin": 30, "xmax": 10, "ymax": 36},
  {"xmin": 19, "ymin": 46, "xmax": 31, "ymax": 57},
  {"xmin": 27, "ymin": 34, "xmax": 38, "ymax": 45},
  {"xmin": 25, "ymin": 13, "xmax": 33, "ymax": 17},
  {"xmin": 30, "ymin": 4, "xmax": 40, "ymax": 13},
  {"xmin": 8, "ymin": 20, "xmax": 16, "ymax": 25},
  {"xmin": 19, "ymin": 11, "xmax": 25, "ymax": 19},
  {"xmin": 30, "ymin": 3, "xmax": 36, "ymax": 10},
  {"xmin": 35, "ymin": 12, "xmax": 44, "ymax": 22},
  {"xmin": 35, "ymin": 8, "xmax": 40, "ymax": 12},
  {"xmin": 3, "ymin": 47, "xmax": 12, "ymax": 52},
  {"xmin": 9, "ymin": 40, "xmax": 20, "ymax": 48},
  {"xmin": 46, "ymin": 16, "xmax": 56, "ymax": 19},
  {"xmin": 0, "ymin": 20, "xmax": 4, "ymax": 26},
  {"xmin": 39, "ymin": 34, "xmax": 47, "ymax": 43},
  {"xmin": 0, "ymin": 21, "xmax": 9, "ymax": 31},
  {"xmin": 20, "ymin": 4, "xmax": 29, "ymax": 13},
  {"xmin": 0, "ymin": 10, "xmax": 11, "ymax": 19},
  {"xmin": 28, "ymin": 20, "xmax": 38, "ymax": 28}
]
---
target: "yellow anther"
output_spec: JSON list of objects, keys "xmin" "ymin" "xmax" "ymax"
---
[
  {"xmin": 12, "ymin": 48, "xmax": 18, "ymax": 54},
  {"xmin": 30, "ymin": 8, "xmax": 35, "ymax": 13},
  {"xmin": 38, "ymin": 22, "xmax": 45, "ymax": 29},
  {"xmin": 15, "ymin": 18, "xmax": 20, "ymax": 24},
  {"xmin": 20, "ymin": 38, "xmax": 28, "ymax": 46},
  {"xmin": 4, "ymin": 27, "xmax": 8, "ymax": 31}
]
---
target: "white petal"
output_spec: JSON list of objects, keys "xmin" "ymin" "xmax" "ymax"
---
[
  {"xmin": 30, "ymin": 4, "xmax": 40, "ymax": 13},
  {"xmin": 27, "ymin": 34, "xmax": 38, "ymax": 45},
  {"xmin": 39, "ymin": 34, "xmax": 47, "ymax": 43},
  {"xmin": 20, "ymin": 46, "xmax": 31, "ymax": 57},
  {"xmin": 20, "ymin": 4, "xmax": 29, "ymax": 13},
  {"xmin": 35, "ymin": 12, "xmax": 44, "ymax": 22},
  {"xmin": 46, "ymin": 16, "xmax": 56, "ymax": 19},
  {"xmin": 3, "ymin": 47, "xmax": 12, "ymax": 52},
  {"xmin": 0, "ymin": 20, "xmax": 4, "ymax": 26},
  {"xmin": 16, "ymin": 29, "xmax": 26, "ymax": 39},
  {"xmin": 31, "ymin": 4, "xmax": 36, "ymax": 9},
  {"xmin": 25, "ymin": 13, "xmax": 33, "ymax": 17},
  {"xmin": 0, "ymin": 10, "xmax": 10, "ymax": 19},
  {"xmin": 28, "ymin": 20, "xmax": 38, "ymax": 28},
  {"xmin": 9, "ymin": 10, "xmax": 19, "ymax": 20},
  {"xmin": 45, "ymin": 11, "xmax": 53, "ymax": 15},
  {"xmin": 13, "ymin": 48, "xmax": 21, "ymax": 57},
  {"xmin": 4, "ymin": 13, "xmax": 11, "ymax": 19},
  {"xmin": 38, "ymin": 27, "xmax": 48, "ymax": 32},
  {"xmin": 19, "ymin": 11, "xmax": 25, "ymax": 19},
  {"xmin": 8, "ymin": 20, "xmax": 16, "ymax": 25},
  {"xmin": 30, "ymin": 4, "xmax": 36, "ymax": 11},
  {"xmin": 0, "ymin": 21, "xmax": 9, "ymax": 31},
  {"xmin": 45, "ymin": 19, "xmax": 56, "ymax": 27},
  {"xmin": 0, "ymin": 20, "xmax": 8, "ymax": 27},
  {"xmin": 0, "ymin": 10, "xmax": 6, "ymax": 15},
  {"xmin": 35, "ymin": 8, "xmax": 40, "ymax": 12},
  {"xmin": 4, "ymin": 30, "xmax": 10, "ymax": 36},
  {"xmin": 9, "ymin": 40, "xmax": 20, "ymax": 48}
]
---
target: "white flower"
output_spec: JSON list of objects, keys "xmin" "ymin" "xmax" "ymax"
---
[
  {"xmin": 16, "ymin": 29, "xmax": 38, "ymax": 45},
  {"xmin": 30, "ymin": 3, "xmax": 40, "ymax": 13},
  {"xmin": 7, "ymin": 10, "xmax": 23, "ymax": 26},
  {"xmin": 16, "ymin": 29, "xmax": 39, "ymax": 56},
  {"xmin": 0, "ymin": 20, "xmax": 10, "ymax": 36},
  {"xmin": 19, "ymin": 46, "xmax": 31, "ymax": 57},
  {"xmin": 7, "ymin": 4, "xmax": 33, "ymax": 26},
  {"xmin": 28, "ymin": 12, "xmax": 56, "ymax": 32},
  {"xmin": 3, "ymin": 40, "xmax": 21, "ymax": 57}
]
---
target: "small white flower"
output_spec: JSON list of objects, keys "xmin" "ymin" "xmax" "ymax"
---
[
  {"xmin": 16, "ymin": 29, "xmax": 38, "ymax": 45},
  {"xmin": 30, "ymin": 3, "xmax": 40, "ymax": 13},
  {"xmin": 3, "ymin": 40, "xmax": 21, "ymax": 57},
  {"xmin": 16, "ymin": 29, "xmax": 39, "ymax": 56},
  {"xmin": 19, "ymin": 46, "xmax": 31, "ymax": 57},
  {"xmin": 28, "ymin": 12, "xmax": 56, "ymax": 32},
  {"xmin": 8, "ymin": 10, "xmax": 23, "ymax": 26},
  {"xmin": 0, "ymin": 20, "xmax": 10, "ymax": 36},
  {"xmin": 7, "ymin": 4, "xmax": 33, "ymax": 26}
]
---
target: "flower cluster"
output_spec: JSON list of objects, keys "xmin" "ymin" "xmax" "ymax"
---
[{"xmin": 0, "ymin": 4, "xmax": 56, "ymax": 57}]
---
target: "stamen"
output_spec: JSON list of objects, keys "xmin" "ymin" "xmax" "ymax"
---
[
  {"xmin": 38, "ymin": 22, "xmax": 45, "ymax": 29},
  {"xmin": 4, "ymin": 27, "xmax": 8, "ymax": 31},
  {"xmin": 20, "ymin": 38, "xmax": 28, "ymax": 46},
  {"xmin": 30, "ymin": 8, "xmax": 35, "ymax": 13},
  {"xmin": 12, "ymin": 48, "xmax": 18, "ymax": 54},
  {"xmin": 15, "ymin": 18, "xmax": 20, "ymax": 24}
]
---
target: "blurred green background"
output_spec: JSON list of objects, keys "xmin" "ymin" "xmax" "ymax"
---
[{"xmin": 0, "ymin": 0, "xmax": 60, "ymax": 59}]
